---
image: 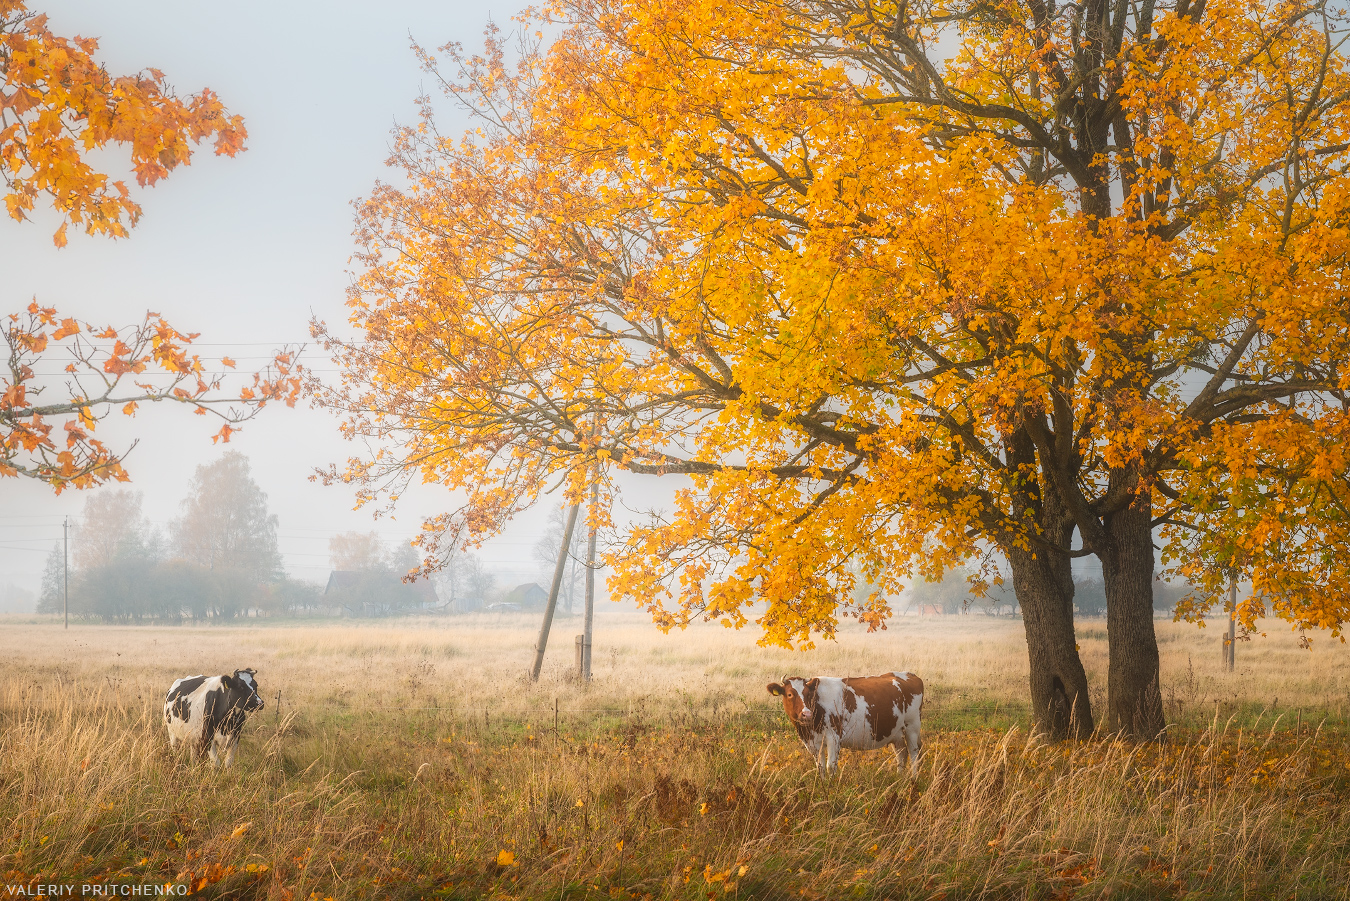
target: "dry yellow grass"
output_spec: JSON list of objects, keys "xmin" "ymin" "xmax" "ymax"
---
[
  {"xmin": 2, "ymin": 611, "xmax": 1349, "ymax": 899},
  {"xmin": 4, "ymin": 611, "xmax": 1347, "ymax": 726}
]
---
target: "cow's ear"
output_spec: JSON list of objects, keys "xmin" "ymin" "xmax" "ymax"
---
[
  {"xmin": 806, "ymin": 678, "xmax": 820, "ymax": 692},
  {"xmin": 767, "ymin": 683, "xmax": 784, "ymax": 696},
  {"xmin": 221, "ymin": 674, "xmax": 238, "ymax": 690}
]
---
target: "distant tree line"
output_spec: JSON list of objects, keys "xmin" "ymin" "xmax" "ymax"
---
[
  {"xmin": 870, "ymin": 567, "xmax": 1196, "ymax": 618},
  {"xmin": 37, "ymin": 452, "xmax": 323, "ymax": 622}
]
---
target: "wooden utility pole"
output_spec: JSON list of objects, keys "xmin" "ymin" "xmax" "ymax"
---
[
  {"xmin": 530, "ymin": 503, "xmax": 581, "ymax": 682},
  {"xmin": 581, "ymin": 479, "xmax": 598, "ymax": 683},
  {"xmin": 63, "ymin": 515, "xmax": 68, "ymax": 630},
  {"xmin": 1225, "ymin": 573, "xmax": 1237, "ymax": 671}
]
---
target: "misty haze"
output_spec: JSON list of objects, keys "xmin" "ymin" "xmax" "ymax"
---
[{"xmin": 6, "ymin": 0, "xmax": 1350, "ymax": 897}]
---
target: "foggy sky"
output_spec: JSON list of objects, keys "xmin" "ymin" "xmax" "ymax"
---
[{"xmin": 0, "ymin": 0, "xmax": 559, "ymax": 596}]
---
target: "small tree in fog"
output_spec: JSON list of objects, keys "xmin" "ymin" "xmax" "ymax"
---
[
  {"xmin": 171, "ymin": 451, "xmax": 280, "ymax": 619},
  {"xmin": 387, "ymin": 540, "xmax": 420, "ymax": 577},
  {"xmin": 36, "ymin": 543, "xmax": 62, "ymax": 615},
  {"xmin": 174, "ymin": 451, "xmax": 280, "ymax": 579},
  {"xmin": 72, "ymin": 490, "xmax": 150, "ymax": 571},
  {"xmin": 464, "ymin": 555, "xmax": 495, "ymax": 603}
]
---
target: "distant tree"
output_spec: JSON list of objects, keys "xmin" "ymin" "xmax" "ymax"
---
[
  {"xmin": 35, "ymin": 541, "xmax": 61, "ymax": 614},
  {"xmin": 387, "ymin": 540, "xmax": 419, "ymax": 576},
  {"xmin": 61, "ymin": 492, "xmax": 171, "ymax": 622},
  {"xmin": 1153, "ymin": 579, "xmax": 1194, "ymax": 616},
  {"xmin": 174, "ymin": 451, "xmax": 280, "ymax": 583},
  {"xmin": 326, "ymin": 532, "xmax": 431, "ymax": 616},
  {"xmin": 464, "ymin": 556, "xmax": 495, "ymax": 605},
  {"xmin": 72, "ymin": 489, "xmax": 147, "ymax": 570},
  {"xmin": 70, "ymin": 555, "xmax": 149, "ymax": 622},
  {"xmin": 262, "ymin": 576, "xmax": 323, "ymax": 616},
  {"xmin": 1074, "ymin": 579, "xmax": 1108, "ymax": 619},
  {"xmin": 435, "ymin": 548, "xmax": 494, "ymax": 612},
  {"xmin": 151, "ymin": 560, "xmax": 208, "ymax": 622},
  {"xmin": 432, "ymin": 545, "xmax": 463, "ymax": 606},
  {"xmin": 902, "ymin": 570, "xmax": 979, "ymax": 615}
]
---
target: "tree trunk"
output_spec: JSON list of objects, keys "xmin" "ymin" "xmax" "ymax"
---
[
  {"xmin": 999, "ymin": 430, "xmax": 1094, "ymax": 739},
  {"xmin": 1007, "ymin": 547, "xmax": 1094, "ymax": 739},
  {"xmin": 1100, "ymin": 478, "xmax": 1165, "ymax": 739}
]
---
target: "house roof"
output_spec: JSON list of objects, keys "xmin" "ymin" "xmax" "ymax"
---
[{"xmin": 324, "ymin": 570, "xmax": 436, "ymax": 601}]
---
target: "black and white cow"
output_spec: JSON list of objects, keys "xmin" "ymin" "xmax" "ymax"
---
[{"xmin": 163, "ymin": 669, "xmax": 264, "ymax": 767}]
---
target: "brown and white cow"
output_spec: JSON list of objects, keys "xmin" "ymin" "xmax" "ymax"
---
[
  {"xmin": 767, "ymin": 671, "xmax": 923, "ymax": 775},
  {"xmin": 163, "ymin": 669, "xmax": 264, "ymax": 767}
]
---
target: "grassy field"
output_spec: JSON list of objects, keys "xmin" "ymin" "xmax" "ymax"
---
[{"xmin": 2, "ymin": 611, "xmax": 1350, "ymax": 899}]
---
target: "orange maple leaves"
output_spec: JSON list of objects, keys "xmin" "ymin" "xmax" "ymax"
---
[
  {"xmin": 1, "ymin": 302, "xmax": 302, "ymax": 491},
  {"xmin": 0, "ymin": 0, "xmax": 247, "ymax": 244},
  {"xmin": 320, "ymin": 0, "xmax": 1350, "ymax": 665},
  {"xmin": 0, "ymin": 4, "xmax": 303, "ymax": 491}
]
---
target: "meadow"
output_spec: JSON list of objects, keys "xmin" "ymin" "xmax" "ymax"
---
[{"xmin": 2, "ymin": 610, "xmax": 1350, "ymax": 899}]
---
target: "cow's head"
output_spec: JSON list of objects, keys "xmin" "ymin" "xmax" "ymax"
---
[
  {"xmin": 767, "ymin": 676, "xmax": 820, "ymax": 725},
  {"xmin": 228, "ymin": 668, "xmax": 264, "ymax": 712}
]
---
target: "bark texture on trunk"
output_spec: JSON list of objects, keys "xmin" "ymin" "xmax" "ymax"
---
[
  {"xmin": 1100, "ymin": 481, "xmax": 1165, "ymax": 739},
  {"xmin": 999, "ymin": 432, "xmax": 1094, "ymax": 740},
  {"xmin": 1008, "ymin": 546, "xmax": 1094, "ymax": 739}
]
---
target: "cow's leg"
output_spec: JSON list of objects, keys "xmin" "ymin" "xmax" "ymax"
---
[
  {"xmin": 207, "ymin": 733, "xmax": 222, "ymax": 767},
  {"xmin": 904, "ymin": 722, "xmax": 922, "ymax": 776},
  {"xmin": 825, "ymin": 735, "xmax": 841, "ymax": 776},
  {"xmin": 222, "ymin": 734, "xmax": 239, "ymax": 768},
  {"xmin": 890, "ymin": 740, "xmax": 905, "ymax": 771}
]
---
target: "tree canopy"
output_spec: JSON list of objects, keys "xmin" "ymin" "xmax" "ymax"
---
[
  {"xmin": 175, "ymin": 450, "xmax": 281, "ymax": 581},
  {"xmin": 318, "ymin": 0, "xmax": 1350, "ymax": 737}
]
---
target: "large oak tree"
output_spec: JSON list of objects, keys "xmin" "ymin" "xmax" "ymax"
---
[{"xmin": 318, "ymin": 0, "xmax": 1350, "ymax": 738}]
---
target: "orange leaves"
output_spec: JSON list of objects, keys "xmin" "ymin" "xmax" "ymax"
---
[
  {"xmin": 317, "ymin": 0, "xmax": 1350, "ymax": 655},
  {"xmin": 2, "ymin": 303, "xmax": 302, "ymax": 491},
  {"xmin": 50, "ymin": 318, "xmax": 79, "ymax": 340},
  {"xmin": 0, "ymin": 0, "xmax": 247, "ymax": 243}
]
